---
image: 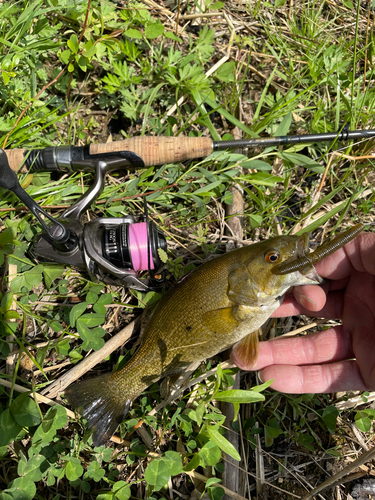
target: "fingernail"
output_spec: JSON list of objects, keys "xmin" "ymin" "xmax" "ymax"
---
[{"xmin": 299, "ymin": 294, "xmax": 317, "ymax": 311}]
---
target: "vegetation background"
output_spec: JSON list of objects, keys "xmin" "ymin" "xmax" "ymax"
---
[{"xmin": 0, "ymin": 0, "xmax": 375, "ymax": 499}]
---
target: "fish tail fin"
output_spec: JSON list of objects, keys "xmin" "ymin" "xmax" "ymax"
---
[
  {"xmin": 231, "ymin": 329, "xmax": 260, "ymax": 369},
  {"xmin": 64, "ymin": 373, "xmax": 131, "ymax": 447}
]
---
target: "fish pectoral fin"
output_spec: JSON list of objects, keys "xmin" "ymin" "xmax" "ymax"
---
[
  {"xmin": 202, "ymin": 307, "xmax": 239, "ymax": 335},
  {"xmin": 232, "ymin": 329, "xmax": 261, "ymax": 368}
]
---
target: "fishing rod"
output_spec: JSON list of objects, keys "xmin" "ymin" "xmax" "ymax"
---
[
  {"xmin": 1, "ymin": 127, "xmax": 374, "ymax": 292},
  {"xmin": 6, "ymin": 127, "xmax": 375, "ymax": 173}
]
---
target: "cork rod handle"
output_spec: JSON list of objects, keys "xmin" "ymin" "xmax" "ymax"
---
[
  {"xmin": 89, "ymin": 136, "xmax": 213, "ymax": 167},
  {"xmin": 5, "ymin": 136, "xmax": 214, "ymax": 172}
]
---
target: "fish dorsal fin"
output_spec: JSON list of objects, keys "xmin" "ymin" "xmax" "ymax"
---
[
  {"xmin": 202, "ymin": 307, "xmax": 239, "ymax": 335},
  {"xmin": 231, "ymin": 329, "xmax": 261, "ymax": 368}
]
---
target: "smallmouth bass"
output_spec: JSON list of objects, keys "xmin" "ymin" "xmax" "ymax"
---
[{"xmin": 65, "ymin": 235, "xmax": 322, "ymax": 446}]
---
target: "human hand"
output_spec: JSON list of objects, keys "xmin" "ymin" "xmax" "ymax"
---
[{"xmin": 231, "ymin": 232, "xmax": 375, "ymax": 393}]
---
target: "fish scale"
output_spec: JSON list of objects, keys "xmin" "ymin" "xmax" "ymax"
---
[{"xmin": 65, "ymin": 235, "xmax": 323, "ymax": 446}]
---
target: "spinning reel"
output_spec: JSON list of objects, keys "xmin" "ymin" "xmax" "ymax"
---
[{"xmin": 0, "ymin": 149, "xmax": 167, "ymax": 291}]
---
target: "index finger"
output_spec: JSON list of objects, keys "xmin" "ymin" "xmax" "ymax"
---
[{"xmin": 313, "ymin": 232, "xmax": 375, "ymax": 280}]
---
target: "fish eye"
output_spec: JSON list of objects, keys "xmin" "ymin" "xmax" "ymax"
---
[{"xmin": 265, "ymin": 250, "xmax": 280, "ymax": 263}]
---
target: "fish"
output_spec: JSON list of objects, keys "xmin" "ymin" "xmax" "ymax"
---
[{"xmin": 65, "ymin": 234, "xmax": 322, "ymax": 446}]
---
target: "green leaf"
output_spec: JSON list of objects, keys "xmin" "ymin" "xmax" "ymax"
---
[
  {"xmin": 10, "ymin": 265, "xmax": 43, "ymax": 293},
  {"xmin": 1, "ymin": 72, "xmax": 10, "ymax": 85},
  {"xmin": 18, "ymin": 454, "xmax": 47, "ymax": 482},
  {"xmin": 241, "ymin": 159, "xmax": 272, "ymax": 171},
  {"xmin": 10, "ymin": 393, "xmax": 41, "ymax": 427},
  {"xmin": 355, "ymin": 411, "xmax": 372, "ymax": 432},
  {"xmin": 213, "ymin": 389, "xmax": 265, "ymax": 404},
  {"xmin": 279, "ymin": 151, "xmax": 325, "ymax": 173},
  {"xmin": 274, "ymin": 112, "xmax": 292, "ymax": 136},
  {"xmin": 33, "ymin": 422, "xmax": 55, "ymax": 445},
  {"xmin": 77, "ymin": 313, "xmax": 105, "ymax": 328},
  {"xmin": 193, "ymin": 180, "xmax": 222, "ymax": 195},
  {"xmin": 215, "ymin": 61, "xmax": 236, "ymax": 83},
  {"xmin": 93, "ymin": 293, "xmax": 112, "ymax": 315},
  {"xmin": 33, "ymin": 405, "xmax": 67, "ymax": 445},
  {"xmin": 0, "ymin": 491, "xmax": 13, "ymax": 500},
  {"xmin": 196, "ymin": 403, "xmax": 205, "ymax": 426},
  {"xmin": 183, "ymin": 453, "xmax": 201, "ymax": 472},
  {"xmin": 60, "ymin": 49, "xmax": 72, "ymax": 64},
  {"xmin": 43, "ymin": 265, "xmax": 65, "ymax": 289},
  {"xmin": 56, "ymin": 338, "xmax": 70, "ymax": 358},
  {"xmin": 145, "ymin": 22, "xmax": 165, "ymax": 39},
  {"xmin": 85, "ymin": 461, "xmax": 105, "ymax": 482},
  {"xmin": 208, "ymin": 0, "xmax": 224, "ymax": 8},
  {"xmin": 83, "ymin": 42, "xmax": 97, "ymax": 58},
  {"xmin": 69, "ymin": 302, "xmax": 88, "ymax": 327},
  {"xmin": 0, "ymin": 227, "xmax": 16, "ymax": 246},
  {"xmin": 50, "ymin": 321, "xmax": 63, "ymax": 333},
  {"xmin": 77, "ymin": 55, "xmax": 88, "ymax": 72},
  {"xmin": 321, "ymin": 406, "xmax": 339, "ymax": 434},
  {"xmin": 67, "ymin": 34, "xmax": 79, "ymax": 53},
  {"xmin": 264, "ymin": 419, "xmax": 282, "ymax": 447},
  {"xmin": 0, "ymin": 409, "xmax": 22, "ymax": 446},
  {"xmin": 297, "ymin": 432, "xmax": 314, "ymax": 452},
  {"xmin": 4, "ymin": 310, "xmax": 20, "ymax": 320},
  {"xmin": 232, "ymin": 402, "xmax": 240, "ymax": 422},
  {"xmin": 64, "ymin": 457, "xmax": 84, "ymax": 481},
  {"xmin": 208, "ymin": 485, "xmax": 225, "ymax": 500},
  {"xmin": 77, "ymin": 324, "xmax": 105, "ymax": 351},
  {"xmin": 252, "ymin": 380, "xmax": 273, "ymax": 392},
  {"xmin": 43, "ymin": 405, "xmax": 67, "ymax": 431},
  {"xmin": 7, "ymin": 477, "xmax": 36, "ymax": 500},
  {"xmin": 249, "ymin": 214, "xmax": 263, "ymax": 228},
  {"xmin": 113, "ymin": 481, "xmax": 131, "ymax": 500},
  {"xmin": 199, "ymin": 440, "xmax": 221, "ymax": 466},
  {"xmin": 247, "ymin": 172, "xmax": 282, "ymax": 186},
  {"xmin": 206, "ymin": 427, "xmax": 240, "ymax": 461},
  {"xmin": 86, "ymin": 291, "xmax": 99, "ymax": 304},
  {"xmin": 165, "ymin": 32, "xmax": 182, "ymax": 42},
  {"xmin": 124, "ymin": 28, "xmax": 142, "ymax": 39},
  {"xmin": 163, "ymin": 451, "xmax": 183, "ymax": 475},
  {"xmin": 206, "ymin": 478, "xmax": 221, "ymax": 488},
  {"xmin": 144, "ymin": 459, "xmax": 170, "ymax": 491},
  {"xmin": 1, "ymin": 292, "xmax": 13, "ymax": 312}
]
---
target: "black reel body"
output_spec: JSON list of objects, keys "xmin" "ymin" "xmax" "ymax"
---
[{"xmin": 0, "ymin": 150, "xmax": 167, "ymax": 292}]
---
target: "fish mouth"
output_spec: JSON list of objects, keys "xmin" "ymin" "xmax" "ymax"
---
[
  {"xmin": 271, "ymin": 232, "xmax": 323, "ymax": 284},
  {"xmin": 274, "ymin": 233, "xmax": 310, "ymax": 269}
]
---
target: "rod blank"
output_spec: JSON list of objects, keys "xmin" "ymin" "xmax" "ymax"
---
[{"xmin": 213, "ymin": 129, "xmax": 375, "ymax": 151}]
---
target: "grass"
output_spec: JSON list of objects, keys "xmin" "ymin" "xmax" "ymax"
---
[{"xmin": 0, "ymin": 0, "xmax": 375, "ymax": 499}]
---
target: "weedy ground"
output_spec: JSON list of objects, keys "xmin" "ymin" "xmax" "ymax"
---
[{"xmin": 0, "ymin": 0, "xmax": 375, "ymax": 499}]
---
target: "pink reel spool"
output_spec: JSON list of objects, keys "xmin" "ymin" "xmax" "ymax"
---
[{"xmin": 128, "ymin": 222, "xmax": 154, "ymax": 271}]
